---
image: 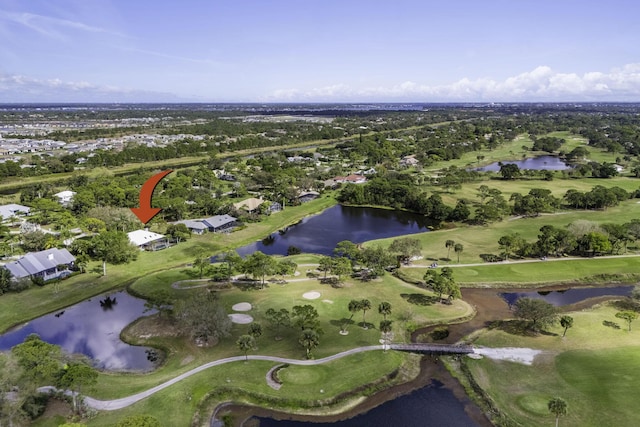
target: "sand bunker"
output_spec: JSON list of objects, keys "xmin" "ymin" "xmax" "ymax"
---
[
  {"xmin": 232, "ymin": 302, "xmax": 252, "ymax": 312},
  {"xmin": 303, "ymin": 291, "xmax": 321, "ymax": 300},
  {"xmin": 322, "ymin": 299, "xmax": 334, "ymax": 304},
  {"xmin": 473, "ymin": 346, "xmax": 542, "ymax": 365},
  {"xmin": 228, "ymin": 314, "xmax": 254, "ymax": 324}
]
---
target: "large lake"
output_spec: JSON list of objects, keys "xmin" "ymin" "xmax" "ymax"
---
[
  {"xmin": 235, "ymin": 205, "xmax": 433, "ymax": 257},
  {"xmin": 475, "ymin": 155, "xmax": 571, "ymax": 172},
  {"xmin": 0, "ymin": 290, "xmax": 156, "ymax": 371}
]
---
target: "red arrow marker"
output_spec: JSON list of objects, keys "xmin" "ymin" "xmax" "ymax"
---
[{"xmin": 130, "ymin": 170, "xmax": 173, "ymax": 224}]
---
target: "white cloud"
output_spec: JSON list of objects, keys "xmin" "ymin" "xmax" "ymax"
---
[
  {"xmin": 0, "ymin": 74, "xmax": 181, "ymax": 102},
  {"xmin": 0, "ymin": 9, "xmax": 125, "ymax": 39},
  {"xmin": 265, "ymin": 64, "xmax": 640, "ymax": 102}
]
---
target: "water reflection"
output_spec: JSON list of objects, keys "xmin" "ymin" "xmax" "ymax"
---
[
  {"xmin": 251, "ymin": 380, "xmax": 478, "ymax": 427},
  {"xmin": 500, "ymin": 285, "xmax": 633, "ymax": 307},
  {"xmin": 234, "ymin": 205, "xmax": 433, "ymax": 257},
  {"xmin": 475, "ymin": 155, "xmax": 571, "ymax": 172},
  {"xmin": 0, "ymin": 291, "xmax": 156, "ymax": 371}
]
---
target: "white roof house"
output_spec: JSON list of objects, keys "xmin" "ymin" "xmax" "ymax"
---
[
  {"xmin": 127, "ymin": 230, "xmax": 167, "ymax": 250},
  {"xmin": 53, "ymin": 190, "xmax": 76, "ymax": 206}
]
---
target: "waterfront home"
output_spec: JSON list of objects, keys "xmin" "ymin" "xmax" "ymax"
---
[
  {"xmin": 171, "ymin": 219, "xmax": 209, "ymax": 235},
  {"xmin": 127, "ymin": 229, "xmax": 169, "ymax": 251},
  {"xmin": 4, "ymin": 248, "xmax": 75, "ymax": 281},
  {"xmin": 201, "ymin": 215, "xmax": 237, "ymax": 232},
  {"xmin": 298, "ymin": 191, "xmax": 320, "ymax": 203},
  {"xmin": 233, "ymin": 197, "xmax": 264, "ymax": 214}
]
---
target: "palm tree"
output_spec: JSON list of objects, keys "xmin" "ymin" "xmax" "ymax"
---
[
  {"xmin": 560, "ymin": 315, "xmax": 573, "ymax": 337},
  {"xmin": 379, "ymin": 320, "xmax": 393, "ymax": 334},
  {"xmin": 454, "ymin": 243, "xmax": 464, "ymax": 263},
  {"xmin": 343, "ymin": 299, "xmax": 362, "ymax": 333},
  {"xmin": 236, "ymin": 335, "xmax": 255, "ymax": 361},
  {"xmin": 378, "ymin": 301, "xmax": 392, "ymax": 321},
  {"xmin": 299, "ymin": 329, "xmax": 320, "ymax": 359},
  {"xmin": 445, "ymin": 240, "xmax": 455, "ymax": 260},
  {"xmin": 360, "ymin": 299, "xmax": 371, "ymax": 329},
  {"xmin": 548, "ymin": 397, "xmax": 567, "ymax": 427}
]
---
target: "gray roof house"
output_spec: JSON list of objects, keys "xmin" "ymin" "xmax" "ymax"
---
[
  {"xmin": 0, "ymin": 204, "xmax": 30, "ymax": 221},
  {"xmin": 4, "ymin": 248, "xmax": 75, "ymax": 281},
  {"xmin": 172, "ymin": 219, "xmax": 209, "ymax": 235},
  {"xmin": 201, "ymin": 215, "xmax": 237, "ymax": 232}
]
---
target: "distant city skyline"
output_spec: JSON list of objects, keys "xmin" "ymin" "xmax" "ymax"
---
[{"xmin": 1, "ymin": 0, "xmax": 639, "ymax": 103}]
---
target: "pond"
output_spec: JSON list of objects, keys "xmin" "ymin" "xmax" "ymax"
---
[
  {"xmin": 234, "ymin": 205, "xmax": 433, "ymax": 257},
  {"xmin": 237, "ymin": 380, "xmax": 479, "ymax": 427},
  {"xmin": 475, "ymin": 155, "xmax": 571, "ymax": 172},
  {"xmin": 0, "ymin": 290, "xmax": 157, "ymax": 371},
  {"xmin": 500, "ymin": 285, "xmax": 634, "ymax": 307}
]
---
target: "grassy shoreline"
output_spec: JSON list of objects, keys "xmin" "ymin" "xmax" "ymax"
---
[{"xmin": 0, "ymin": 194, "xmax": 337, "ymax": 334}]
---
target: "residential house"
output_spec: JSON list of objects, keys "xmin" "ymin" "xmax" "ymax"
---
[
  {"xmin": 127, "ymin": 230, "xmax": 169, "ymax": 251},
  {"xmin": 201, "ymin": 215, "xmax": 237, "ymax": 232},
  {"xmin": 171, "ymin": 219, "xmax": 209, "ymax": 235},
  {"xmin": 400, "ymin": 155, "xmax": 419, "ymax": 168},
  {"xmin": 333, "ymin": 174, "xmax": 367, "ymax": 184},
  {"xmin": 233, "ymin": 197, "xmax": 264, "ymax": 214},
  {"xmin": 298, "ymin": 191, "xmax": 320, "ymax": 203},
  {"xmin": 0, "ymin": 204, "xmax": 30, "ymax": 222},
  {"xmin": 4, "ymin": 248, "xmax": 75, "ymax": 282},
  {"xmin": 53, "ymin": 190, "xmax": 76, "ymax": 207}
]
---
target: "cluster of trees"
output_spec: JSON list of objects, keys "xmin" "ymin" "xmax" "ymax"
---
[
  {"xmin": 338, "ymin": 176, "xmax": 456, "ymax": 224},
  {"xmin": 423, "ymin": 268, "xmax": 461, "ymax": 303},
  {"xmin": 261, "ymin": 304, "xmax": 324, "ymax": 358},
  {"xmin": 341, "ymin": 299, "xmax": 393, "ymax": 335},
  {"xmin": 1, "ymin": 334, "xmax": 98, "ymax": 424},
  {"xmin": 496, "ymin": 220, "xmax": 640, "ymax": 260},
  {"xmin": 444, "ymin": 240, "xmax": 464, "ymax": 262},
  {"xmin": 532, "ymin": 136, "xmax": 565, "ymax": 153},
  {"xmin": 564, "ymin": 185, "xmax": 630, "ymax": 210}
]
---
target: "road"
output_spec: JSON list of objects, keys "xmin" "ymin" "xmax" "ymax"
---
[{"xmin": 38, "ymin": 345, "xmax": 384, "ymax": 411}]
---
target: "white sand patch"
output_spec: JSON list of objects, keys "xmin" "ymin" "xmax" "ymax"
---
[
  {"xmin": 473, "ymin": 346, "xmax": 542, "ymax": 365},
  {"xmin": 322, "ymin": 299, "xmax": 334, "ymax": 304},
  {"xmin": 232, "ymin": 302, "xmax": 252, "ymax": 312},
  {"xmin": 303, "ymin": 291, "xmax": 321, "ymax": 300},
  {"xmin": 228, "ymin": 314, "xmax": 254, "ymax": 324}
]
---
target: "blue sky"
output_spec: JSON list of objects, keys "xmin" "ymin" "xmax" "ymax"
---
[{"xmin": 1, "ymin": 0, "xmax": 639, "ymax": 102}]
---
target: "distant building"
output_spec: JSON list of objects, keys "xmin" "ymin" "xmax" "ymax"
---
[
  {"xmin": 333, "ymin": 174, "xmax": 367, "ymax": 184},
  {"xmin": 4, "ymin": 248, "xmax": 75, "ymax": 281},
  {"xmin": 400, "ymin": 156, "xmax": 419, "ymax": 167},
  {"xmin": 0, "ymin": 204, "xmax": 30, "ymax": 222},
  {"xmin": 53, "ymin": 190, "xmax": 76, "ymax": 207},
  {"xmin": 127, "ymin": 230, "xmax": 169, "ymax": 251}
]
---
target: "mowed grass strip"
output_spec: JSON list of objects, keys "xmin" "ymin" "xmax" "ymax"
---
[
  {"xmin": 466, "ymin": 304, "xmax": 640, "ymax": 427},
  {"xmin": 399, "ymin": 256, "xmax": 640, "ymax": 285}
]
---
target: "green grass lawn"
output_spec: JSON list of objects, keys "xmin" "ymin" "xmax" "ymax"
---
[
  {"xmin": 88, "ymin": 271, "xmax": 472, "ymax": 400},
  {"xmin": 464, "ymin": 303, "xmax": 640, "ymax": 426},
  {"xmin": 399, "ymin": 256, "xmax": 640, "ymax": 286},
  {"xmin": 0, "ymin": 195, "xmax": 337, "ymax": 333},
  {"xmin": 367, "ymin": 198, "xmax": 640, "ymax": 269}
]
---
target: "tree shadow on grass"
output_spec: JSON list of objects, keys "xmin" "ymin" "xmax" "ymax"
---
[
  {"xmin": 486, "ymin": 320, "xmax": 543, "ymax": 337},
  {"xmin": 400, "ymin": 293, "xmax": 438, "ymax": 306},
  {"xmin": 356, "ymin": 322, "xmax": 375, "ymax": 330},
  {"xmin": 611, "ymin": 299, "xmax": 640, "ymax": 312},
  {"xmin": 330, "ymin": 318, "xmax": 354, "ymax": 328},
  {"xmin": 231, "ymin": 280, "xmax": 263, "ymax": 291}
]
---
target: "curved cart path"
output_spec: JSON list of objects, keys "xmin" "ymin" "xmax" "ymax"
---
[{"xmin": 39, "ymin": 345, "xmax": 384, "ymax": 411}]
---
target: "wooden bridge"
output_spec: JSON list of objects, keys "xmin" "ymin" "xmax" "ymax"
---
[{"xmin": 389, "ymin": 343, "xmax": 474, "ymax": 355}]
